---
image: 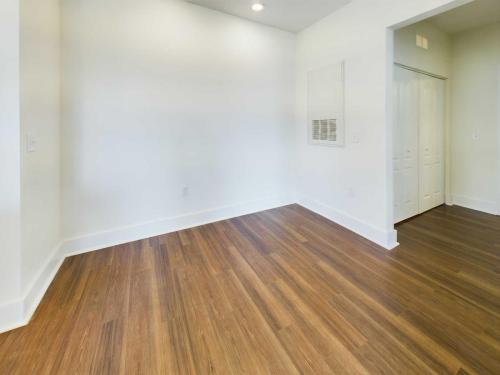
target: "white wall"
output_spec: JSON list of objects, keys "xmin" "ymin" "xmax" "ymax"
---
[
  {"xmin": 394, "ymin": 20, "xmax": 452, "ymax": 77},
  {"xmin": 61, "ymin": 0, "xmax": 296, "ymax": 247},
  {"xmin": 451, "ymin": 22, "xmax": 500, "ymax": 214},
  {"xmin": 0, "ymin": 0, "xmax": 61, "ymax": 333},
  {"xmin": 295, "ymin": 0, "xmax": 466, "ymax": 248},
  {"xmin": 0, "ymin": 0, "xmax": 22, "ymax": 315},
  {"xmin": 20, "ymin": 0, "xmax": 61, "ymax": 295}
]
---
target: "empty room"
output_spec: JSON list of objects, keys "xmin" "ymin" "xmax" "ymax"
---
[{"xmin": 1, "ymin": 0, "xmax": 499, "ymax": 373}]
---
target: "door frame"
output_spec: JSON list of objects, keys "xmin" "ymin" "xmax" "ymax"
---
[
  {"xmin": 384, "ymin": 0, "xmax": 472, "ymax": 248},
  {"xmin": 497, "ymin": 65, "xmax": 500, "ymax": 215}
]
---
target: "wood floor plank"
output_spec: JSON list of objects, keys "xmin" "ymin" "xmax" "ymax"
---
[{"xmin": 1, "ymin": 204, "xmax": 500, "ymax": 374}]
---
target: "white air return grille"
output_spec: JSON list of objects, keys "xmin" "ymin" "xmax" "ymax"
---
[
  {"xmin": 312, "ymin": 119, "xmax": 337, "ymax": 142},
  {"xmin": 307, "ymin": 61, "xmax": 345, "ymax": 147}
]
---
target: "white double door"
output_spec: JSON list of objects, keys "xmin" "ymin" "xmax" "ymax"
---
[{"xmin": 393, "ymin": 65, "xmax": 445, "ymax": 223}]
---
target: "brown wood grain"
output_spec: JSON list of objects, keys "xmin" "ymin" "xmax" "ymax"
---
[{"xmin": 1, "ymin": 204, "xmax": 499, "ymax": 374}]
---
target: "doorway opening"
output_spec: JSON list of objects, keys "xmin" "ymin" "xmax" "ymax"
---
[{"xmin": 391, "ymin": 0, "xmax": 500, "ymax": 227}]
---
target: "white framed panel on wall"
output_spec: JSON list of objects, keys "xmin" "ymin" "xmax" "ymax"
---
[{"xmin": 307, "ymin": 61, "xmax": 345, "ymax": 147}]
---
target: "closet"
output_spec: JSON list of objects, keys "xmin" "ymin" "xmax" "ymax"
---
[{"xmin": 393, "ymin": 64, "xmax": 445, "ymax": 223}]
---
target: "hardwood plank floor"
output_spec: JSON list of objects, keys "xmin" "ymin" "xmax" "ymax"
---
[{"xmin": 1, "ymin": 204, "xmax": 499, "ymax": 374}]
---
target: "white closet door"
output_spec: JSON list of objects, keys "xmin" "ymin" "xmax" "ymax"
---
[
  {"xmin": 393, "ymin": 66, "xmax": 419, "ymax": 223},
  {"xmin": 419, "ymin": 74, "xmax": 445, "ymax": 213}
]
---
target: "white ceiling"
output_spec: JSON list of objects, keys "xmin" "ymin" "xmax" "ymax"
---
[
  {"xmin": 429, "ymin": 0, "xmax": 500, "ymax": 34},
  {"xmin": 185, "ymin": 0, "xmax": 351, "ymax": 33}
]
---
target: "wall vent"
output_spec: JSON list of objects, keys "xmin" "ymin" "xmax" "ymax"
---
[
  {"xmin": 312, "ymin": 119, "xmax": 337, "ymax": 142},
  {"xmin": 307, "ymin": 61, "xmax": 345, "ymax": 147}
]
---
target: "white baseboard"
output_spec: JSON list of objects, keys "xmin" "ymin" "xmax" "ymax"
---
[
  {"xmin": 452, "ymin": 195, "xmax": 499, "ymax": 215},
  {"xmin": 60, "ymin": 194, "xmax": 295, "ymax": 257},
  {"xmin": 23, "ymin": 244, "xmax": 65, "ymax": 321},
  {"xmin": 0, "ymin": 243, "xmax": 63, "ymax": 334},
  {"xmin": 297, "ymin": 195, "xmax": 399, "ymax": 250},
  {"xmin": 0, "ymin": 194, "xmax": 294, "ymax": 334},
  {"xmin": 1, "ymin": 192, "xmax": 400, "ymax": 333},
  {"xmin": 0, "ymin": 300, "xmax": 24, "ymax": 334}
]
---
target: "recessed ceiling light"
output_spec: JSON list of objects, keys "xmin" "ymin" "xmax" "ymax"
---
[{"xmin": 252, "ymin": 3, "xmax": 264, "ymax": 12}]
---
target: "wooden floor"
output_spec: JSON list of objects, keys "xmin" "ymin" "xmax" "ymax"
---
[{"xmin": 1, "ymin": 205, "xmax": 500, "ymax": 374}]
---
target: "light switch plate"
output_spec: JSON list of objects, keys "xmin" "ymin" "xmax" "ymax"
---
[
  {"xmin": 416, "ymin": 34, "xmax": 423, "ymax": 48},
  {"xmin": 26, "ymin": 132, "xmax": 36, "ymax": 153},
  {"xmin": 422, "ymin": 37, "xmax": 429, "ymax": 50}
]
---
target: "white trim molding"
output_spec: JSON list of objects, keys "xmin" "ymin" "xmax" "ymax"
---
[
  {"xmin": 497, "ymin": 65, "xmax": 500, "ymax": 215},
  {"xmin": 1, "ymin": 192, "xmax": 401, "ymax": 333},
  {"xmin": 0, "ymin": 195, "xmax": 295, "ymax": 334},
  {"xmin": 297, "ymin": 195, "xmax": 399, "ymax": 250},
  {"xmin": 60, "ymin": 194, "xmax": 296, "ymax": 257},
  {"xmin": 452, "ymin": 195, "xmax": 499, "ymax": 216},
  {"xmin": 0, "ymin": 300, "xmax": 24, "ymax": 335},
  {"xmin": 0, "ymin": 243, "xmax": 63, "ymax": 334},
  {"xmin": 23, "ymin": 244, "xmax": 65, "ymax": 321}
]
